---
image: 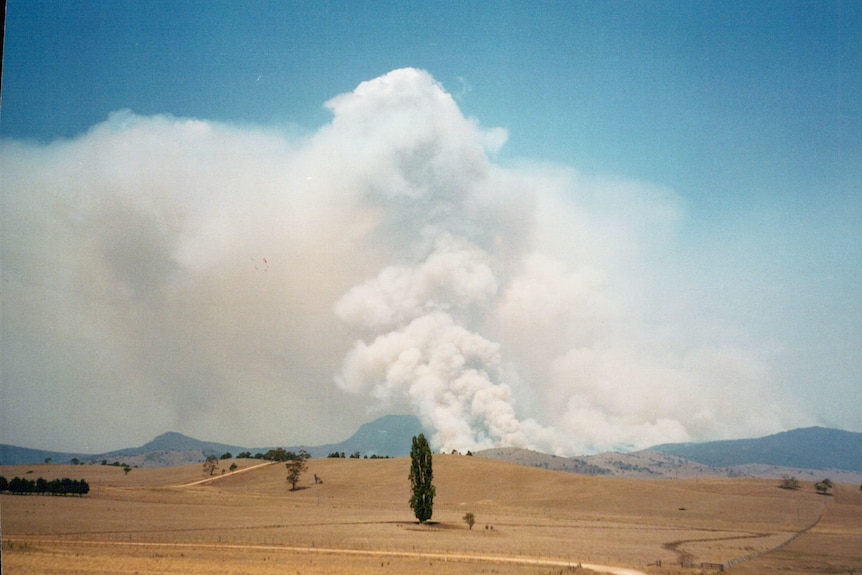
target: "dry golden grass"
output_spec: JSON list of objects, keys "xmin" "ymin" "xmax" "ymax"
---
[{"xmin": 2, "ymin": 456, "xmax": 859, "ymax": 574}]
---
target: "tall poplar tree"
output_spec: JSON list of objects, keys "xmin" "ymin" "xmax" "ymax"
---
[{"xmin": 408, "ymin": 433, "xmax": 435, "ymax": 523}]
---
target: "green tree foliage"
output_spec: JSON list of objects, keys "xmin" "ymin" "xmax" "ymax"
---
[
  {"xmin": 237, "ymin": 451, "xmax": 252, "ymax": 459},
  {"xmin": 815, "ymin": 478, "xmax": 833, "ymax": 495},
  {"xmin": 409, "ymin": 434, "xmax": 435, "ymax": 523},
  {"xmin": 220, "ymin": 452, "xmax": 232, "ymax": 460},
  {"xmin": 463, "ymin": 512, "xmax": 476, "ymax": 530},
  {"xmin": 264, "ymin": 448, "xmax": 298, "ymax": 462},
  {"xmin": 203, "ymin": 454, "xmax": 219, "ymax": 475},
  {"xmin": 779, "ymin": 475, "xmax": 800, "ymax": 490},
  {"xmin": 285, "ymin": 449, "xmax": 310, "ymax": 491},
  {"xmin": 0, "ymin": 476, "xmax": 89, "ymax": 496}
]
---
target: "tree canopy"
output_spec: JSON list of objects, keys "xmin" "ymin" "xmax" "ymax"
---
[
  {"xmin": 285, "ymin": 449, "xmax": 310, "ymax": 491},
  {"xmin": 409, "ymin": 433, "xmax": 435, "ymax": 523},
  {"xmin": 0, "ymin": 475, "xmax": 89, "ymax": 496}
]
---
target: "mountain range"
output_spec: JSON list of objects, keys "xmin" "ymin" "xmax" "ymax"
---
[
  {"xmin": 650, "ymin": 426, "xmax": 862, "ymax": 471},
  {"xmin": 3, "ymin": 417, "xmax": 861, "ymax": 483},
  {"xmin": 0, "ymin": 415, "xmax": 425, "ymax": 467}
]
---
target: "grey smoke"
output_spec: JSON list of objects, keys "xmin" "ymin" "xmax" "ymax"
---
[{"xmin": 1, "ymin": 68, "xmax": 814, "ymax": 454}]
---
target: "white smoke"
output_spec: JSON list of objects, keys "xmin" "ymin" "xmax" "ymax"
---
[
  {"xmin": 1, "ymin": 67, "xmax": 815, "ymax": 454},
  {"xmin": 329, "ymin": 68, "xmax": 806, "ymax": 454},
  {"xmin": 335, "ymin": 237, "xmax": 531, "ymax": 452}
]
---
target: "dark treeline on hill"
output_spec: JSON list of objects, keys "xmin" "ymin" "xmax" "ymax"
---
[
  {"xmin": 326, "ymin": 451, "xmax": 390, "ymax": 459},
  {"xmin": 0, "ymin": 475, "xmax": 90, "ymax": 496}
]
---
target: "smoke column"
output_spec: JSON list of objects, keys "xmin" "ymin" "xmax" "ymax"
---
[
  {"xmin": 331, "ymin": 69, "xmax": 537, "ymax": 452},
  {"xmin": 331, "ymin": 69, "xmax": 801, "ymax": 454},
  {"xmin": 2, "ymin": 67, "xmax": 808, "ymax": 453}
]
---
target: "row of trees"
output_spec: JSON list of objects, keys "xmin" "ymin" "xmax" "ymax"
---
[
  {"xmin": 327, "ymin": 451, "xmax": 390, "ymax": 459},
  {"xmin": 0, "ymin": 476, "xmax": 90, "ymax": 496},
  {"xmin": 233, "ymin": 448, "xmax": 313, "ymax": 462}
]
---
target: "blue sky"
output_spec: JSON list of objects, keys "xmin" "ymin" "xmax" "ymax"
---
[
  {"xmin": 1, "ymin": 1, "xmax": 860, "ymax": 453},
  {"xmin": 4, "ymin": 2, "xmax": 859, "ymax": 206}
]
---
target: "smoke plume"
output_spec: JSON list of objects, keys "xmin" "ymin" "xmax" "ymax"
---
[{"xmin": 1, "ymin": 68, "xmax": 810, "ymax": 454}]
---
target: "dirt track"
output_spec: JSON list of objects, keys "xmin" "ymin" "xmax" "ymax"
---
[
  {"xmin": 3, "ymin": 536, "xmax": 646, "ymax": 575},
  {"xmin": 176, "ymin": 460, "xmax": 278, "ymax": 487}
]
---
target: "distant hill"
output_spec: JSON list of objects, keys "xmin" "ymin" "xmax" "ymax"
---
[
  {"xmin": 477, "ymin": 447, "xmax": 613, "ymax": 476},
  {"xmin": 5, "ymin": 421, "xmax": 860, "ymax": 480},
  {"xmin": 476, "ymin": 447, "xmax": 733, "ymax": 479},
  {"xmin": 98, "ymin": 432, "xmax": 247, "ymax": 460},
  {"xmin": 0, "ymin": 444, "xmax": 91, "ymax": 467},
  {"xmin": 303, "ymin": 414, "xmax": 426, "ymax": 458},
  {"xmin": 0, "ymin": 414, "xmax": 427, "ymax": 467},
  {"xmin": 478, "ymin": 427, "xmax": 862, "ymax": 483},
  {"xmin": 649, "ymin": 427, "xmax": 862, "ymax": 472}
]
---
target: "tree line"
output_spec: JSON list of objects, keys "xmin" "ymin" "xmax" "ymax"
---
[
  {"xmin": 232, "ymin": 448, "xmax": 319, "ymax": 461},
  {"xmin": 0, "ymin": 475, "xmax": 90, "ymax": 496},
  {"xmin": 327, "ymin": 451, "xmax": 390, "ymax": 459},
  {"xmin": 229, "ymin": 449, "xmax": 393, "ymax": 460}
]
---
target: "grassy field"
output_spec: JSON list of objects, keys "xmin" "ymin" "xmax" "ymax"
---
[{"xmin": 2, "ymin": 455, "xmax": 859, "ymax": 574}]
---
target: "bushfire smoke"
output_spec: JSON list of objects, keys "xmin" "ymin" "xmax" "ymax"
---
[{"xmin": 1, "ymin": 68, "xmax": 811, "ymax": 454}]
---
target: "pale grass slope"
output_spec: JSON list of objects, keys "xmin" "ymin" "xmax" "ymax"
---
[
  {"xmin": 479, "ymin": 446, "xmax": 862, "ymax": 484},
  {"xmin": 2, "ymin": 455, "xmax": 861, "ymax": 575}
]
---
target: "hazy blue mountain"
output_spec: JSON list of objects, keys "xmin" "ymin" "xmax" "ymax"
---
[
  {"xmin": 302, "ymin": 414, "xmax": 427, "ymax": 458},
  {"xmin": 105, "ymin": 432, "xmax": 246, "ymax": 459},
  {"xmin": 649, "ymin": 427, "xmax": 862, "ymax": 471},
  {"xmin": 0, "ymin": 414, "xmax": 426, "ymax": 466},
  {"xmin": 9, "ymin": 420, "xmax": 857, "ymax": 472},
  {"xmin": 0, "ymin": 444, "xmax": 91, "ymax": 466}
]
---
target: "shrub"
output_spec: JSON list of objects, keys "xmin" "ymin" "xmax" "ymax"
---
[{"xmin": 779, "ymin": 475, "xmax": 800, "ymax": 490}]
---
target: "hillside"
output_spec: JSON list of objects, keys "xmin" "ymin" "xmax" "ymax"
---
[
  {"xmin": 6, "ymin": 453, "xmax": 858, "ymax": 574},
  {"xmin": 0, "ymin": 444, "xmax": 91, "ymax": 467},
  {"xmin": 477, "ymin": 447, "xmax": 739, "ymax": 479},
  {"xmin": 4, "ymin": 419, "xmax": 861, "ymax": 481},
  {"xmin": 649, "ymin": 426, "xmax": 862, "ymax": 471},
  {"xmin": 479, "ymin": 428, "xmax": 862, "ymax": 483},
  {"xmin": 306, "ymin": 413, "xmax": 426, "ymax": 458}
]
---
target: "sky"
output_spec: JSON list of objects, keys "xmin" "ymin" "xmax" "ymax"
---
[{"xmin": 1, "ymin": 1, "xmax": 860, "ymax": 455}]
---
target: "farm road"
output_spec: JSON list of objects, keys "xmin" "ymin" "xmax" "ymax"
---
[
  {"xmin": 175, "ymin": 461, "xmax": 277, "ymax": 487},
  {"xmin": 6, "ymin": 537, "xmax": 647, "ymax": 575}
]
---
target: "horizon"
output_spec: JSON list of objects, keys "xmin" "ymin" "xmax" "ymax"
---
[
  {"xmin": 2, "ymin": 2, "xmax": 860, "ymax": 454},
  {"xmin": 0, "ymin": 413, "xmax": 854, "ymax": 458}
]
